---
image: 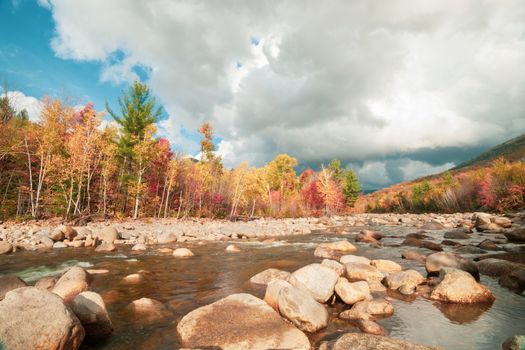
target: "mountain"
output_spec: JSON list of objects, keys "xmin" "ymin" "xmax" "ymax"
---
[{"xmin": 454, "ymin": 134, "xmax": 525, "ymax": 170}]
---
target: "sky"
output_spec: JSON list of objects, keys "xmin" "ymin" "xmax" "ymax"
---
[{"xmin": 1, "ymin": 0, "xmax": 524, "ymax": 190}]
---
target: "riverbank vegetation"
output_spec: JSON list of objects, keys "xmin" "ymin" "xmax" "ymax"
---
[{"xmin": 0, "ymin": 82, "xmax": 361, "ymax": 220}]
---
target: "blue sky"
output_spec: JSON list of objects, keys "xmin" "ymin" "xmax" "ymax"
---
[{"xmin": 1, "ymin": 1, "xmax": 524, "ymax": 190}]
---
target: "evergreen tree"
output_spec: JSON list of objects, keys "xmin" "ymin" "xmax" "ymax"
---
[
  {"xmin": 106, "ymin": 81, "xmax": 162, "ymax": 160},
  {"xmin": 343, "ymin": 168, "xmax": 360, "ymax": 207},
  {"xmin": 328, "ymin": 159, "xmax": 344, "ymax": 184}
]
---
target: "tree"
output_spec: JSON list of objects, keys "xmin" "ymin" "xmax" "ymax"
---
[
  {"xmin": 342, "ymin": 168, "xmax": 360, "ymax": 207},
  {"xmin": 106, "ymin": 81, "xmax": 162, "ymax": 160},
  {"xmin": 328, "ymin": 159, "xmax": 344, "ymax": 184}
]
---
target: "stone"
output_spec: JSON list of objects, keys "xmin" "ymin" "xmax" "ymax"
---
[
  {"xmin": 426, "ymin": 252, "xmax": 479, "ymax": 280},
  {"xmin": 158, "ymin": 247, "xmax": 173, "ymax": 254},
  {"xmin": 356, "ymin": 230, "xmax": 382, "ymax": 244},
  {"xmin": 288, "ymin": 263, "xmax": 338, "ymax": 302},
  {"xmin": 96, "ymin": 227, "xmax": 119, "ymax": 243},
  {"xmin": 443, "ymin": 231, "xmax": 471, "ymax": 239},
  {"xmin": 126, "ymin": 298, "xmax": 172, "ymax": 324},
  {"xmin": 473, "ymin": 212, "xmax": 492, "ymax": 228},
  {"xmin": 71, "ymin": 291, "xmax": 113, "ymax": 337},
  {"xmin": 351, "ymin": 298, "xmax": 394, "ymax": 317},
  {"xmin": 402, "ymin": 237, "xmax": 443, "ymax": 251},
  {"xmin": 264, "ymin": 279, "xmax": 292, "ymax": 310},
  {"xmin": 0, "ymin": 275, "xmax": 27, "ymax": 300},
  {"xmin": 477, "ymin": 239, "xmax": 499, "ymax": 251},
  {"xmin": 502, "ymin": 335, "xmax": 525, "ymax": 350},
  {"xmin": 39, "ymin": 236, "xmax": 54, "ymax": 248},
  {"xmin": 430, "ymin": 268, "xmax": 495, "ymax": 303},
  {"xmin": 499, "ymin": 268, "xmax": 525, "ymax": 294},
  {"xmin": 402, "ymin": 250, "xmax": 427, "ymax": 263},
  {"xmin": 157, "ymin": 232, "xmax": 178, "ymax": 244},
  {"xmin": 67, "ymin": 240, "xmax": 84, "ymax": 248},
  {"xmin": 370, "ymin": 259, "xmax": 402, "ymax": 273},
  {"xmin": 250, "ymin": 268, "xmax": 290, "ymax": 285},
  {"xmin": 321, "ymin": 259, "xmax": 345, "ymax": 276},
  {"xmin": 277, "ymin": 285, "xmax": 329, "ymax": 333},
  {"xmin": 335, "ymin": 278, "xmax": 370, "ymax": 305},
  {"xmin": 173, "ymin": 248, "xmax": 194, "ymax": 257},
  {"xmin": 345, "ymin": 262, "xmax": 384, "ymax": 282},
  {"xmin": 95, "ymin": 242, "xmax": 116, "ymax": 252},
  {"xmin": 122, "ymin": 273, "xmax": 145, "ymax": 284},
  {"xmin": 477, "ymin": 259, "xmax": 522, "ymax": 277},
  {"xmin": 34, "ymin": 276, "xmax": 56, "ymax": 291},
  {"xmin": 384, "ymin": 270, "xmax": 425, "ymax": 290},
  {"xmin": 225, "ymin": 244, "xmax": 240, "ymax": 252},
  {"xmin": 49, "ymin": 228, "xmax": 65, "ymax": 241},
  {"xmin": 52, "ymin": 266, "xmax": 91, "ymax": 302},
  {"xmin": 131, "ymin": 243, "xmax": 147, "ymax": 251},
  {"xmin": 319, "ymin": 240, "xmax": 357, "ymax": 252},
  {"xmin": 0, "ymin": 241, "xmax": 13, "ymax": 255},
  {"xmin": 422, "ymin": 222, "xmax": 445, "ymax": 230},
  {"xmin": 319, "ymin": 333, "xmax": 440, "ymax": 350},
  {"xmin": 314, "ymin": 246, "xmax": 338, "ymax": 259},
  {"xmin": 505, "ymin": 228, "xmax": 525, "ymax": 242},
  {"xmin": 177, "ymin": 293, "xmax": 310, "ymax": 350},
  {"xmin": 53, "ymin": 241, "xmax": 67, "ymax": 248},
  {"xmin": 0, "ymin": 287, "xmax": 84, "ymax": 350},
  {"xmin": 63, "ymin": 226, "xmax": 77, "ymax": 240},
  {"xmin": 494, "ymin": 216, "xmax": 513, "ymax": 228},
  {"xmin": 339, "ymin": 308, "xmax": 375, "ymax": 321},
  {"xmin": 454, "ymin": 245, "xmax": 487, "ymax": 255},
  {"xmin": 340, "ymin": 254, "xmax": 371, "ymax": 265},
  {"xmin": 478, "ymin": 222, "xmax": 504, "ymax": 233},
  {"xmin": 356, "ymin": 319, "xmax": 386, "ymax": 335}
]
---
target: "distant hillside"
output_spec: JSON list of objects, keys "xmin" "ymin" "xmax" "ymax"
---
[
  {"xmin": 355, "ymin": 133, "xmax": 525, "ymax": 213},
  {"xmin": 454, "ymin": 134, "xmax": 525, "ymax": 170}
]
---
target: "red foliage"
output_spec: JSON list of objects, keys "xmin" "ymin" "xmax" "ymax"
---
[{"xmin": 480, "ymin": 173, "xmax": 496, "ymax": 209}]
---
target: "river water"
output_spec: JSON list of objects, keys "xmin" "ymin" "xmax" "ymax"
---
[{"xmin": 0, "ymin": 226, "xmax": 523, "ymax": 350}]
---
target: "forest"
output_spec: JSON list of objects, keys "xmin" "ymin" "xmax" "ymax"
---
[{"xmin": 0, "ymin": 82, "xmax": 361, "ymax": 220}]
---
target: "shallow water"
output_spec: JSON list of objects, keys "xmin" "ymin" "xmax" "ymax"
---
[{"xmin": 0, "ymin": 226, "xmax": 524, "ymax": 350}]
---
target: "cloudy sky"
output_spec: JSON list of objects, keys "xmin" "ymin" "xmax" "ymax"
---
[{"xmin": 1, "ymin": 0, "xmax": 524, "ymax": 190}]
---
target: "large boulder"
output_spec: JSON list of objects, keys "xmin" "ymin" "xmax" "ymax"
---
[
  {"xmin": 314, "ymin": 246, "xmax": 339, "ymax": 259},
  {"xmin": 426, "ymin": 252, "xmax": 479, "ymax": 280},
  {"xmin": 288, "ymin": 263, "xmax": 338, "ymax": 302},
  {"xmin": 402, "ymin": 250, "xmax": 427, "ymax": 263},
  {"xmin": 264, "ymin": 279, "xmax": 292, "ymax": 310},
  {"xmin": 350, "ymin": 298, "xmax": 394, "ymax": 317},
  {"xmin": 345, "ymin": 262, "xmax": 384, "ymax": 282},
  {"xmin": 277, "ymin": 285, "xmax": 329, "ymax": 333},
  {"xmin": 430, "ymin": 268, "xmax": 495, "ymax": 303},
  {"xmin": 0, "ymin": 275, "xmax": 27, "ymax": 300},
  {"xmin": 35, "ymin": 276, "xmax": 57, "ymax": 291},
  {"xmin": 477, "ymin": 259, "xmax": 523, "ymax": 277},
  {"xmin": 334, "ymin": 278, "xmax": 370, "ymax": 305},
  {"xmin": 321, "ymin": 259, "xmax": 345, "ymax": 276},
  {"xmin": 499, "ymin": 268, "xmax": 525, "ymax": 294},
  {"xmin": 157, "ymin": 232, "xmax": 178, "ymax": 244},
  {"xmin": 177, "ymin": 293, "xmax": 310, "ymax": 350},
  {"xmin": 96, "ymin": 227, "xmax": 119, "ymax": 243},
  {"xmin": 52, "ymin": 266, "xmax": 91, "ymax": 302},
  {"xmin": 63, "ymin": 226, "xmax": 77, "ymax": 241},
  {"xmin": 505, "ymin": 228, "xmax": 525, "ymax": 243},
  {"xmin": 319, "ymin": 333, "xmax": 440, "ymax": 350},
  {"xmin": 94, "ymin": 242, "xmax": 116, "ymax": 252},
  {"xmin": 370, "ymin": 259, "xmax": 402, "ymax": 273},
  {"xmin": 250, "ymin": 268, "xmax": 290, "ymax": 285},
  {"xmin": 383, "ymin": 270, "xmax": 425, "ymax": 290},
  {"xmin": 0, "ymin": 287, "xmax": 84, "ymax": 350},
  {"xmin": 0, "ymin": 241, "xmax": 13, "ymax": 255},
  {"xmin": 71, "ymin": 291, "xmax": 113, "ymax": 338},
  {"xmin": 319, "ymin": 240, "xmax": 357, "ymax": 252}
]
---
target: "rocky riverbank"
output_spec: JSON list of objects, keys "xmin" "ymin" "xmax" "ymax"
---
[
  {"xmin": 0, "ymin": 211, "xmax": 524, "ymax": 349},
  {"xmin": 1, "ymin": 211, "xmax": 524, "ymax": 255}
]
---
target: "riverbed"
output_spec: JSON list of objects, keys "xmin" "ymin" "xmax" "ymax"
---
[{"xmin": 0, "ymin": 226, "xmax": 523, "ymax": 349}]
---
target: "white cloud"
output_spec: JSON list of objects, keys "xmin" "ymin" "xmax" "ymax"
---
[
  {"xmin": 2, "ymin": 91, "xmax": 42, "ymax": 122},
  {"xmin": 40, "ymin": 0, "xmax": 525, "ymax": 187}
]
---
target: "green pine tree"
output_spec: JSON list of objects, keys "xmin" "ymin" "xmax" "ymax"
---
[{"xmin": 343, "ymin": 168, "xmax": 361, "ymax": 207}]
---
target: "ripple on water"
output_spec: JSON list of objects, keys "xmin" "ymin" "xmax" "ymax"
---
[{"xmin": 6, "ymin": 260, "xmax": 93, "ymax": 283}]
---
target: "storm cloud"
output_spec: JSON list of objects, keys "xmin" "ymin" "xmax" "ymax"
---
[{"xmin": 41, "ymin": 0, "xmax": 525, "ymax": 189}]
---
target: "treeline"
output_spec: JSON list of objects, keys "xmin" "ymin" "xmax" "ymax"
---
[
  {"xmin": 0, "ymin": 82, "xmax": 361, "ymax": 220},
  {"xmin": 356, "ymin": 159, "xmax": 525, "ymax": 213}
]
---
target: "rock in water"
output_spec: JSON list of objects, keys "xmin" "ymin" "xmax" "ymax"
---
[
  {"xmin": 278, "ymin": 285, "xmax": 329, "ymax": 332},
  {"xmin": 126, "ymin": 298, "xmax": 172, "ymax": 325},
  {"xmin": 52, "ymin": 266, "xmax": 91, "ymax": 302},
  {"xmin": 334, "ymin": 278, "xmax": 370, "ymax": 305},
  {"xmin": 402, "ymin": 250, "xmax": 427, "ymax": 263},
  {"xmin": 430, "ymin": 268, "xmax": 495, "ymax": 303},
  {"xmin": 0, "ymin": 287, "xmax": 84, "ymax": 350},
  {"xmin": 345, "ymin": 262, "xmax": 385, "ymax": 282},
  {"xmin": 319, "ymin": 240, "xmax": 357, "ymax": 252},
  {"xmin": 250, "ymin": 268, "xmax": 291, "ymax": 285},
  {"xmin": 426, "ymin": 252, "xmax": 479, "ymax": 280},
  {"xmin": 34, "ymin": 276, "xmax": 57, "ymax": 291},
  {"xmin": 288, "ymin": 263, "xmax": 338, "ymax": 302},
  {"xmin": 505, "ymin": 228, "xmax": 525, "ymax": 243},
  {"xmin": 502, "ymin": 335, "xmax": 525, "ymax": 350},
  {"xmin": 0, "ymin": 275, "xmax": 27, "ymax": 300},
  {"xmin": 370, "ymin": 259, "xmax": 402, "ymax": 273},
  {"xmin": 177, "ymin": 293, "xmax": 310, "ymax": 350},
  {"xmin": 384, "ymin": 270, "xmax": 425, "ymax": 290},
  {"xmin": 321, "ymin": 259, "xmax": 345, "ymax": 276},
  {"xmin": 225, "ymin": 244, "xmax": 240, "ymax": 252},
  {"xmin": 340, "ymin": 254, "xmax": 371, "ymax": 265},
  {"xmin": 95, "ymin": 242, "xmax": 116, "ymax": 252},
  {"xmin": 351, "ymin": 298, "xmax": 394, "ymax": 317},
  {"xmin": 71, "ymin": 291, "xmax": 113, "ymax": 338},
  {"xmin": 319, "ymin": 333, "xmax": 440, "ymax": 350},
  {"xmin": 356, "ymin": 319, "xmax": 386, "ymax": 335},
  {"xmin": 172, "ymin": 248, "xmax": 194, "ymax": 257}
]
